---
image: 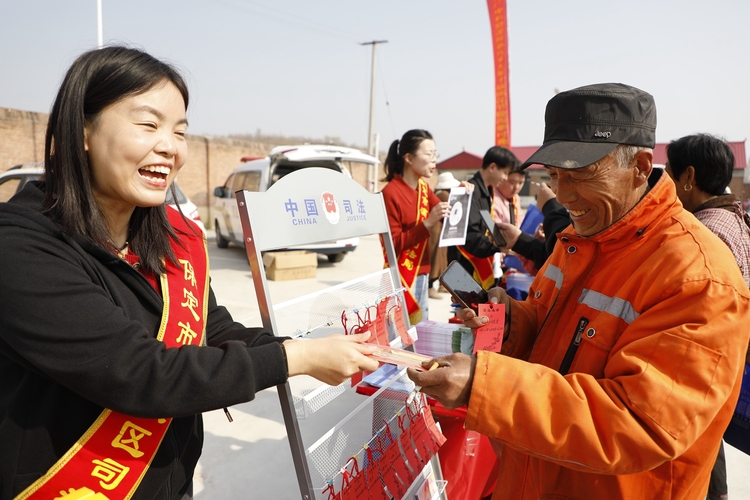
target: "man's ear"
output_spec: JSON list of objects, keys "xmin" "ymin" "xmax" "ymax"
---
[{"xmin": 633, "ymin": 149, "xmax": 653, "ymax": 187}]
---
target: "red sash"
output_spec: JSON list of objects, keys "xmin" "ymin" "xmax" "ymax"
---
[
  {"xmin": 456, "ymin": 246, "xmax": 495, "ymax": 290},
  {"xmin": 457, "ymin": 185, "xmax": 496, "ymax": 290},
  {"xmin": 382, "ymin": 178, "xmax": 430, "ymax": 325},
  {"xmin": 16, "ymin": 209, "xmax": 210, "ymax": 500},
  {"xmin": 510, "ymin": 195, "xmax": 521, "ymax": 227}
]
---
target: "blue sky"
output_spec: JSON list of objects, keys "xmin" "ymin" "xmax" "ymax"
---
[{"xmin": 1, "ymin": 0, "xmax": 748, "ymax": 159}]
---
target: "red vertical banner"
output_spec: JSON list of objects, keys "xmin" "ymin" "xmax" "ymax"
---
[{"xmin": 487, "ymin": 0, "xmax": 511, "ymax": 147}]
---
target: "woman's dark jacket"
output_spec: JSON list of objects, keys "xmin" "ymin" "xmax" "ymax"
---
[{"xmin": 0, "ymin": 183, "xmax": 288, "ymax": 499}]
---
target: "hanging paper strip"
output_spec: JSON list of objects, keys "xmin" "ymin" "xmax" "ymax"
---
[
  {"xmin": 340, "ymin": 453, "xmax": 370, "ymax": 500},
  {"xmin": 398, "ymin": 412, "xmax": 423, "ymax": 480}
]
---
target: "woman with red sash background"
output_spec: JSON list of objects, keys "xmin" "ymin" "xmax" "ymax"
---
[
  {"xmin": 380, "ymin": 130, "xmax": 451, "ymax": 325},
  {"xmin": 0, "ymin": 46, "xmax": 379, "ymax": 500}
]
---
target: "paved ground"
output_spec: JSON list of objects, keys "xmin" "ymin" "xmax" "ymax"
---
[{"xmin": 196, "ymin": 233, "xmax": 750, "ymax": 499}]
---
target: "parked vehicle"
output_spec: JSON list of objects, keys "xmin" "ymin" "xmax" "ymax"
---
[
  {"xmin": 0, "ymin": 163, "xmax": 43, "ymax": 202},
  {"xmin": 0, "ymin": 163, "xmax": 204, "ymax": 231},
  {"xmin": 213, "ymin": 145, "xmax": 379, "ymax": 263}
]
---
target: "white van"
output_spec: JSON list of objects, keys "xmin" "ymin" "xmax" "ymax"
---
[{"xmin": 213, "ymin": 144, "xmax": 379, "ymax": 263}]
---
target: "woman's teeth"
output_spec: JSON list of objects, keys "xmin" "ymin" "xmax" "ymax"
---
[{"xmin": 140, "ymin": 166, "xmax": 170, "ymax": 175}]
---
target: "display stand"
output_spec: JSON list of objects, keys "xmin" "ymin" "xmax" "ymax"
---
[{"xmin": 236, "ymin": 168, "xmax": 447, "ymax": 500}]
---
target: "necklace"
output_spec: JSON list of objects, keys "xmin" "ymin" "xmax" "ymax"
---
[{"xmin": 110, "ymin": 240, "xmax": 129, "ymax": 259}]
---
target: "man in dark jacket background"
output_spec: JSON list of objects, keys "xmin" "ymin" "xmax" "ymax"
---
[{"xmin": 448, "ymin": 146, "xmax": 520, "ymax": 289}]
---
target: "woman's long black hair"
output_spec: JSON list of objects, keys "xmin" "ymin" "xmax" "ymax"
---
[
  {"xmin": 383, "ymin": 129, "xmax": 433, "ymax": 182},
  {"xmin": 43, "ymin": 46, "xmax": 189, "ymax": 274}
]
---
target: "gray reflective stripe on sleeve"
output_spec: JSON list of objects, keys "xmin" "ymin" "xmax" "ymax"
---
[
  {"xmin": 578, "ymin": 289, "xmax": 640, "ymax": 324},
  {"xmin": 543, "ymin": 264, "xmax": 563, "ymax": 289}
]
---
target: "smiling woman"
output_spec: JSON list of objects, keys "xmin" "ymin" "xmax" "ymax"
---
[
  {"xmin": 0, "ymin": 46, "xmax": 379, "ymax": 500},
  {"xmin": 43, "ymin": 46, "xmax": 191, "ymax": 274},
  {"xmin": 84, "ymin": 83, "xmax": 188, "ymax": 259}
]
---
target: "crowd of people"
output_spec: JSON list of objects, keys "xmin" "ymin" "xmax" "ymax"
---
[{"xmin": 2, "ymin": 45, "xmax": 750, "ymax": 500}]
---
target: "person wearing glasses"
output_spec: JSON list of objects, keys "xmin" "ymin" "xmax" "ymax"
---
[{"xmin": 380, "ymin": 129, "xmax": 451, "ymax": 324}]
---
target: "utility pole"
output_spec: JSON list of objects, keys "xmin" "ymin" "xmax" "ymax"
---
[
  {"xmin": 96, "ymin": 0, "xmax": 103, "ymax": 48},
  {"xmin": 361, "ymin": 40, "xmax": 387, "ymax": 156}
]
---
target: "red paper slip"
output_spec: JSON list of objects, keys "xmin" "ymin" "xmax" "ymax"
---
[
  {"xmin": 397, "ymin": 418, "xmax": 421, "ymax": 481},
  {"xmin": 422, "ymin": 404, "xmax": 448, "ymax": 449},
  {"xmin": 474, "ymin": 302, "xmax": 505, "ymax": 353},
  {"xmin": 343, "ymin": 457, "xmax": 370, "ymax": 500},
  {"xmin": 408, "ymin": 398, "xmax": 439, "ymax": 460},
  {"xmin": 378, "ymin": 435, "xmax": 407, "ymax": 499},
  {"xmin": 363, "ymin": 447, "xmax": 389, "ymax": 500},
  {"xmin": 374, "ymin": 301, "xmax": 390, "ymax": 345},
  {"xmin": 391, "ymin": 305, "xmax": 410, "ymax": 344}
]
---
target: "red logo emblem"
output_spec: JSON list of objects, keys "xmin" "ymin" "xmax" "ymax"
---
[{"xmin": 321, "ymin": 191, "xmax": 340, "ymax": 224}]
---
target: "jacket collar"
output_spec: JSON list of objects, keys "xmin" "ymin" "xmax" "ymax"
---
[
  {"xmin": 470, "ymin": 170, "xmax": 492, "ymax": 200},
  {"xmin": 693, "ymin": 194, "xmax": 741, "ymax": 214}
]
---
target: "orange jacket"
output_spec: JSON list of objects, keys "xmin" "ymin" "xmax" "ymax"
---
[{"xmin": 466, "ymin": 171, "xmax": 750, "ymax": 499}]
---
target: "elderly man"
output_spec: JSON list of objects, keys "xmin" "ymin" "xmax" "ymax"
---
[{"xmin": 408, "ymin": 83, "xmax": 750, "ymax": 499}]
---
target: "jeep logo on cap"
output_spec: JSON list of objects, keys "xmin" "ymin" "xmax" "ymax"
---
[{"xmin": 594, "ymin": 130, "xmax": 612, "ymax": 139}]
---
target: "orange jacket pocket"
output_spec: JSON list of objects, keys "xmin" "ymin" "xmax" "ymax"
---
[{"xmin": 627, "ymin": 332, "xmax": 721, "ymax": 439}]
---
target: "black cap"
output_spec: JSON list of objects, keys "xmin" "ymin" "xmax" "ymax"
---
[{"xmin": 520, "ymin": 83, "xmax": 657, "ymax": 170}]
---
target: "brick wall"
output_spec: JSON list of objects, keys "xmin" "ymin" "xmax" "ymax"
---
[
  {"xmin": 0, "ymin": 107, "xmax": 277, "ymax": 228},
  {"xmin": 182, "ymin": 135, "xmax": 274, "ymax": 226},
  {"xmin": 0, "ymin": 108, "xmax": 46, "ymax": 170},
  {"xmin": 1, "ymin": 107, "xmax": 388, "ymax": 228}
]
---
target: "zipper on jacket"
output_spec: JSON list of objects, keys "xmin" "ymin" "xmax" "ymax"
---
[{"xmin": 558, "ymin": 316, "xmax": 589, "ymax": 375}]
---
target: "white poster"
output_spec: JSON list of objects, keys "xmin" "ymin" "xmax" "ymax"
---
[{"xmin": 439, "ymin": 187, "xmax": 472, "ymax": 247}]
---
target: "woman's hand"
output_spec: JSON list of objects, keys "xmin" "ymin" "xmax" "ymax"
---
[
  {"xmin": 424, "ymin": 202, "xmax": 451, "ymax": 229},
  {"xmin": 283, "ymin": 332, "xmax": 380, "ymax": 386},
  {"xmin": 457, "ymin": 287, "xmax": 510, "ymax": 330},
  {"xmin": 458, "ymin": 181, "xmax": 475, "ymax": 194}
]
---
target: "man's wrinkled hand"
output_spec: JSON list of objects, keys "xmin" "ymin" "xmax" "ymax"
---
[
  {"xmin": 406, "ymin": 354, "xmax": 476, "ymax": 409},
  {"xmin": 456, "ymin": 287, "xmax": 509, "ymax": 330}
]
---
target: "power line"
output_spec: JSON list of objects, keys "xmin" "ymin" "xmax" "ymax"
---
[
  {"xmin": 376, "ymin": 53, "xmax": 397, "ymax": 141},
  {"xmin": 202, "ymin": 0, "xmax": 364, "ymax": 43}
]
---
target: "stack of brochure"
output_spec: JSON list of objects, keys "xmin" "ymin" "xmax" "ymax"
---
[{"xmin": 415, "ymin": 320, "xmax": 472, "ymax": 358}]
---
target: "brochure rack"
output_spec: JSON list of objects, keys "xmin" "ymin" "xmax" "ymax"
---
[{"xmin": 236, "ymin": 168, "xmax": 446, "ymax": 500}]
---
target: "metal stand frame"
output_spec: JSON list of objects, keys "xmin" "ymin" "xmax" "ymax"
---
[{"xmin": 236, "ymin": 168, "xmax": 426, "ymax": 499}]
